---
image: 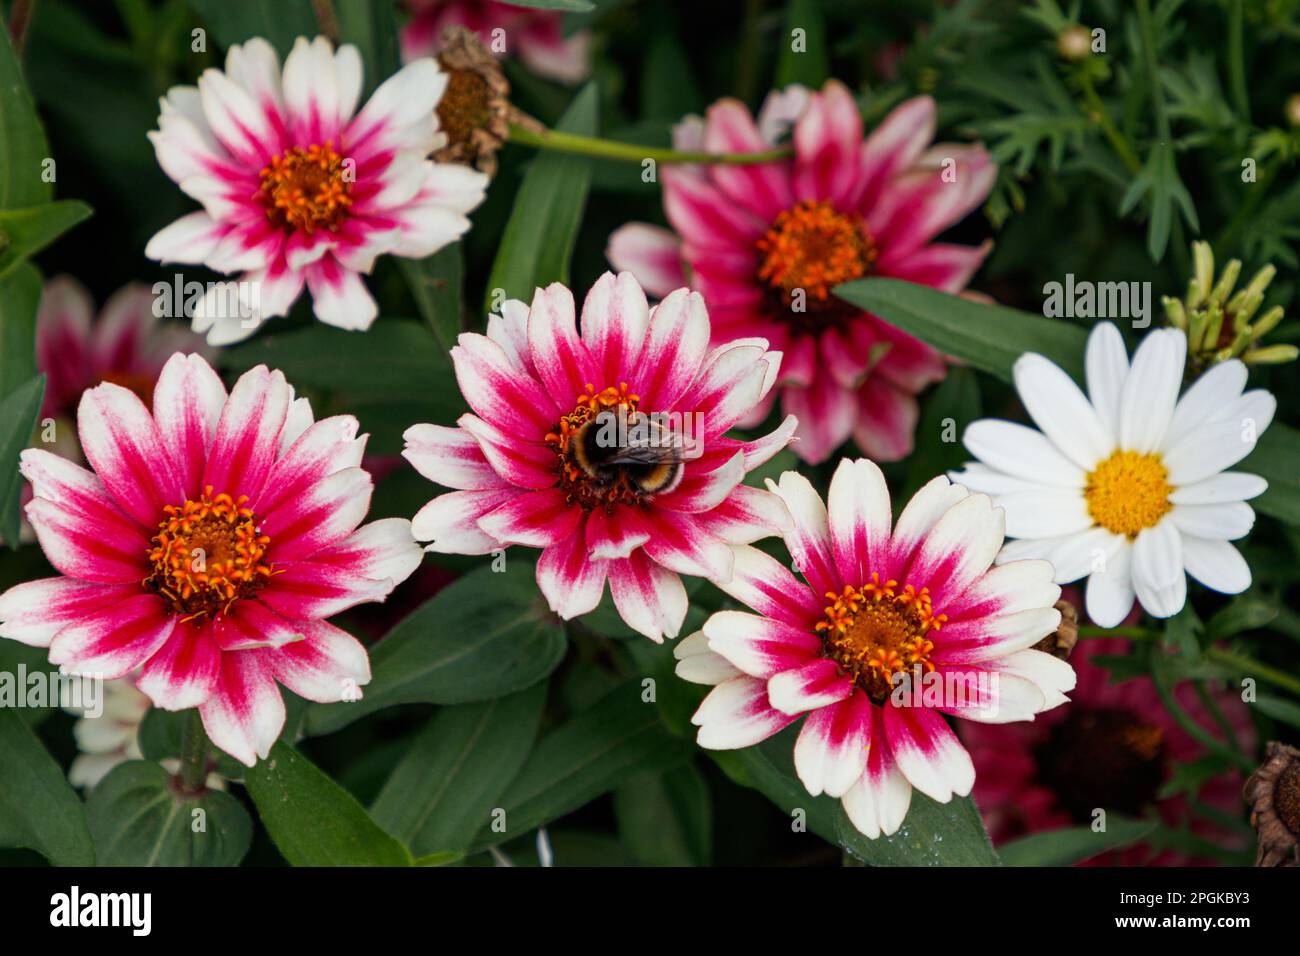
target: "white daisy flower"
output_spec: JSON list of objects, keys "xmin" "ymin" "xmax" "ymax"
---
[{"xmin": 951, "ymin": 322, "xmax": 1275, "ymax": 628}]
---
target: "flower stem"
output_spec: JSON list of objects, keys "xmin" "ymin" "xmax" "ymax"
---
[
  {"xmin": 507, "ymin": 122, "xmax": 792, "ymax": 166},
  {"xmin": 1207, "ymin": 646, "xmax": 1300, "ymax": 698},
  {"xmin": 178, "ymin": 710, "xmax": 209, "ymax": 794},
  {"xmin": 1077, "ymin": 624, "xmax": 1156, "ymax": 640},
  {"xmin": 311, "ymin": 0, "xmax": 340, "ymax": 45},
  {"xmin": 1078, "ymin": 74, "xmax": 1142, "ymax": 175}
]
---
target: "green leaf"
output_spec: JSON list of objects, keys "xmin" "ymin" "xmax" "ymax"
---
[
  {"xmin": 185, "ymin": 0, "xmax": 316, "ymax": 57},
  {"xmin": 1241, "ymin": 423, "xmax": 1300, "ymax": 530},
  {"xmin": 835, "ymin": 277, "xmax": 1088, "ymax": 384},
  {"xmin": 86, "ymin": 761, "xmax": 251, "ymax": 866},
  {"xmin": 486, "ymin": 83, "xmax": 597, "ymax": 302},
  {"xmin": 0, "ymin": 374, "xmax": 46, "ymax": 548},
  {"xmin": 716, "ymin": 728, "xmax": 999, "ymax": 866},
  {"xmin": 0, "ymin": 201, "xmax": 92, "ymax": 278},
  {"xmin": 775, "ymin": 0, "xmax": 828, "ymax": 88},
  {"xmin": 399, "ymin": 244, "xmax": 464, "ymax": 351},
  {"xmin": 1118, "ymin": 141, "xmax": 1199, "ymax": 263},
  {"xmin": 1252, "ymin": 692, "xmax": 1300, "ymax": 731},
  {"xmin": 613, "ymin": 764, "xmax": 712, "ymax": 866},
  {"xmin": 305, "ymin": 561, "xmax": 567, "ymax": 736},
  {"xmin": 998, "ymin": 817, "xmax": 1156, "ymax": 866},
  {"xmin": 335, "ymin": 0, "xmax": 402, "ymax": 96},
  {"xmin": 0, "ymin": 706, "xmax": 94, "ymax": 865},
  {"xmin": 1205, "ymin": 595, "xmax": 1278, "ymax": 640},
  {"xmin": 221, "ymin": 319, "xmax": 451, "ymax": 395},
  {"xmin": 474, "ymin": 680, "xmax": 688, "ymax": 848},
  {"xmin": 0, "ymin": 22, "xmax": 52, "ymax": 207},
  {"xmin": 370, "ymin": 683, "xmax": 547, "ymax": 856},
  {"xmin": 246, "ymin": 741, "xmax": 413, "ymax": 866}
]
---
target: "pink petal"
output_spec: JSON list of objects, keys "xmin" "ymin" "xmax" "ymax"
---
[
  {"xmin": 651, "ymin": 449, "xmax": 745, "ymax": 514},
  {"xmin": 412, "ymin": 487, "xmax": 517, "ymax": 554},
  {"xmin": 267, "ymin": 617, "xmax": 370, "ymax": 703},
  {"xmin": 703, "ymin": 98, "xmax": 795, "ymax": 221},
  {"xmin": 585, "ymin": 504, "xmax": 652, "ymax": 560},
  {"xmin": 768, "ymin": 470, "xmax": 839, "ymax": 595},
  {"xmin": 537, "ymin": 524, "xmax": 608, "ymax": 619},
  {"xmin": 260, "ymin": 466, "xmax": 372, "ymax": 564},
  {"xmin": 451, "ymin": 332, "xmax": 561, "ymax": 437},
  {"xmin": 783, "ymin": 373, "xmax": 857, "ymax": 465},
  {"xmin": 640, "ymin": 510, "xmax": 734, "ymax": 580},
  {"xmin": 22, "ymin": 479, "xmax": 151, "ymax": 584},
  {"xmin": 793, "ymin": 80, "xmax": 865, "ymax": 208},
  {"xmin": 851, "ymin": 95, "xmax": 936, "ymax": 211},
  {"xmin": 528, "ymin": 283, "xmax": 597, "ymax": 407},
  {"xmin": 77, "ymin": 383, "xmax": 182, "ymax": 527},
  {"xmin": 402, "ymin": 422, "xmax": 504, "ymax": 491},
  {"xmin": 0, "ymin": 577, "xmax": 139, "ymax": 649},
  {"xmin": 766, "ymin": 658, "xmax": 853, "ymax": 715},
  {"xmin": 692, "ymin": 675, "xmax": 798, "ymax": 749},
  {"xmin": 136, "ymin": 622, "xmax": 222, "ymax": 710},
  {"xmin": 633, "ymin": 288, "xmax": 710, "ymax": 412},
  {"xmin": 48, "ymin": 593, "xmax": 176, "ymax": 680},
  {"xmin": 605, "ymin": 225, "xmax": 686, "ymax": 300},
  {"xmin": 702, "ymin": 609, "xmax": 821, "ymax": 678},
  {"xmin": 715, "ymin": 544, "xmax": 823, "ymax": 629},
  {"xmin": 673, "ymin": 339, "xmax": 773, "ymax": 438},
  {"xmin": 607, "ymin": 549, "xmax": 687, "ymax": 642},
  {"xmin": 840, "ymin": 709, "xmax": 912, "ymax": 838},
  {"xmin": 258, "ymin": 414, "xmax": 366, "ymax": 518},
  {"xmin": 794, "ymin": 689, "xmax": 874, "ymax": 797},
  {"xmin": 580, "ymin": 271, "xmax": 650, "ymax": 385},
  {"xmin": 152, "ymin": 353, "xmax": 228, "ymax": 498},
  {"xmin": 199, "ymin": 649, "xmax": 286, "ymax": 766},
  {"xmin": 697, "ymin": 483, "xmax": 793, "ymax": 545},
  {"xmin": 477, "ymin": 487, "xmax": 581, "ymax": 548},
  {"xmin": 211, "ymin": 599, "xmax": 309, "ymax": 651},
  {"xmin": 826, "ymin": 458, "xmax": 893, "ymax": 588},
  {"xmin": 202, "ymin": 365, "xmax": 291, "ymax": 503},
  {"xmin": 883, "ymin": 703, "xmax": 976, "ymax": 802},
  {"xmin": 457, "ymin": 413, "xmax": 559, "ymax": 490},
  {"xmin": 878, "ymin": 240, "xmax": 992, "ymax": 293},
  {"xmin": 662, "ymin": 167, "xmax": 767, "ymax": 249},
  {"xmin": 852, "ymin": 374, "xmax": 920, "ymax": 462},
  {"xmin": 902, "ymin": 492, "xmax": 1004, "ymax": 609}
]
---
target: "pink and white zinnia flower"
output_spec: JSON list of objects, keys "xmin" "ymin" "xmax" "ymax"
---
[
  {"xmin": 403, "ymin": 271, "xmax": 796, "ymax": 642},
  {"xmin": 147, "ymin": 35, "xmax": 487, "ymax": 344},
  {"xmin": 676, "ymin": 459, "xmax": 1074, "ymax": 838},
  {"xmin": 609, "ymin": 82, "xmax": 996, "ymax": 464},
  {"xmin": 0, "ymin": 354, "xmax": 421, "ymax": 766},
  {"xmin": 401, "ymin": 0, "xmax": 592, "ymax": 84}
]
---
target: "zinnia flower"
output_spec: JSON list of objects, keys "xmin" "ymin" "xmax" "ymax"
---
[
  {"xmin": 0, "ymin": 354, "xmax": 421, "ymax": 765},
  {"xmin": 403, "ymin": 271, "xmax": 796, "ymax": 642},
  {"xmin": 146, "ymin": 35, "xmax": 487, "ymax": 344},
  {"xmin": 961, "ymin": 635, "xmax": 1255, "ymax": 865},
  {"xmin": 401, "ymin": 0, "xmax": 592, "ymax": 85},
  {"xmin": 675, "ymin": 459, "xmax": 1074, "ymax": 838},
  {"xmin": 951, "ymin": 323, "xmax": 1275, "ymax": 628},
  {"xmin": 608, "ymin": 82, "xmax": 996, "ymax": 464}
]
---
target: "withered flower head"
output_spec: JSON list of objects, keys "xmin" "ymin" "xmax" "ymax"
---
[
  {"xmin": 433, "ymin": 25, "xmax": 527, "ymax": 177},
  {"xmin": 1033, "ymin": 599, "xmax": 1079, "ymax": 660},
  {"xmin": 1243, "ymin": 741, "xmax": 1300, "ymax": 867}
]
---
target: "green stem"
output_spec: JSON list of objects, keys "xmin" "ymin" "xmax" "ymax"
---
[
  {"xmin": 177, "ymin": 710, "xmax": 209, "ymax": 794},
  {"xmin": 1151, "ymin": 667, "xmax": 1254, "ymax": 772},
  {"xmin": 1077, "ymin": 624, "xmax": 1157, "ymax": 641},
  {"xmin": 1078, "ymin": 74, "xmax": 1142, "ymax": 175},
  {"xmin": 507, "ymin": 122, "xmax": 792, "ymax": 166},
  {"xmin": 1207, "ymin": 645, "xmax": 1300, "ymax": 698},
  {"xmin": 1134, "ymin": 0, "xmax": 1170, "ymax": 141}
]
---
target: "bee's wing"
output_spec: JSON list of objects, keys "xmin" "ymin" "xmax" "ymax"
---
[{"xmin": 605, "ymin": 445, "xmax": 678, "ymax": 466}]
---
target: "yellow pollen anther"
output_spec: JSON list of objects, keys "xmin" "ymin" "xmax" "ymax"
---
[
  {"xmin": 756, "ymin": 200, "xmax": 876, "ymax": 305},
  {"xmin": 257, "ymin": 142, "xmax": 353, "ymax": 234},
  {"xmin": 815, "ymin": 577, "xmax": 946, "ymax": 702},
  {"xmin": 1084, "ymin": 450, "xmax": 1173, "ymax": 538},
  {"xmin": 143, "ymin": 485, "xmax": 274, "ymax": 621}
]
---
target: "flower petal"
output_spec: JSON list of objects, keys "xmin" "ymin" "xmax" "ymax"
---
[
  {"xmin": 48, "ymin": 594, "xmax": 176, "ymax": 680},
  {"xmin": 136, "ymin": 623, "xmax": 222, "ymax": 710},
  {"xmin": 199, "ymin": 649, "xmax": 285, "ymax": 767},
  {"xmin": 691, "ymin": 675, "xmax": 798, "ymax": 749},
  {"xmin": 883, "ymin": 704, "xmax": 975, "ymax": 803},
  {"xmin": 607, "ymin": 550, "xmax": 687, "ymax": 642},
  {"xmin": 794, "ymin": 689, "xmax": 874, "ymax": 798}
]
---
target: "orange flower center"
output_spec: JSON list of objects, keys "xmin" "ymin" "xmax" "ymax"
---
[
  {"xmin": 756, "ymin": 200, "xmax": 876, "ymax": 309},
  {"xmin": 545, "ymin": 383, "xmax": 682, "ymax": 511},
  {"xmin": 143, "ymin": 486, "xmax": 274, "ymax": 621},
  {"xmin": 815, "ymin": 575, "xmax": 946, "ymax": 702},
  {"xmin": 257, "ymin": 142, "xmax": 353, "ymax": 234}
]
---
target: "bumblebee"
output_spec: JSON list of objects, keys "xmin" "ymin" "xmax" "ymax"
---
[{"xmin": 571, "ymin": 408, "xmax": 685, "ymax": 495}]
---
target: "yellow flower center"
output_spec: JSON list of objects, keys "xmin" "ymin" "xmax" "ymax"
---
[
  {"xmin": 815, "ymin": 575, "xmax": 947, "ymax": 703},
  {"xmin": 1083, "ymin": 450, "xmax": 1173, "ymax": 538},
  {"xmin": 257, "ymin": 142, "xmax": 353, "ymax": 234},
  {"xmin": 756, "ymin": 200, "xmax": 876, "ymax": 308},
  {"xmin": 144, "ymin": 486, "xmax": 274, "ymax": 621}
]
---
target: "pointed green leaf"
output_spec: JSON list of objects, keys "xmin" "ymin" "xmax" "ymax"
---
[
  {"xmin": 0, "ymin": 707, "xmax": 94, "ymax": 865},
  {"xmin": 0, "ymin": 200, "xmax": 92, "ymax": 279}
]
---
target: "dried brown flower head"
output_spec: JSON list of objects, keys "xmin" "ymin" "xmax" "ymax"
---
[
  {"xmin": 1243, "ymin": 741, "xmax": 1300, "ymax": 867},
  {"xmin": 1033, "ymin": 599, "xmax": 1079, "ymax": 660},
  {"xmin": 433, "ymin": 25, "xmax": 523, "ymax": 177}
]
